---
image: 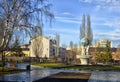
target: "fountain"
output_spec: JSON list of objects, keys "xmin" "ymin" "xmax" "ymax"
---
[{"xmin": 77, "ymin": 15, "xmax": 93, "ymax": 65}]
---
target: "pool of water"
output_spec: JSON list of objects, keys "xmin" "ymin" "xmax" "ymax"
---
[
  {"xmin": 6, "ymin": 63, "xmax": 30, "ymax": 69},
  {"xmin": 1, "ymin": 64, "xmax": 120, "ymax": 82},
  {"xmin": 0, "ymin": 65, "xmax": 91, "ymax": 82}
]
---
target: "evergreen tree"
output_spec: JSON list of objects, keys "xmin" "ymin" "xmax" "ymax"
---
[
  {"xmin": 116, "ymin": 44, "xmax": 120, "ymax": 58},
  {"xmin": 95, "ymin": 40, "xmax": 112, "ymax": 64},
  {"xmin": 104, "ymin": 40, "xmax": 112, "ymax": 63},
  {"xmin": 95, "ymin": 43, "xmax": 101, "ymax": 62}
]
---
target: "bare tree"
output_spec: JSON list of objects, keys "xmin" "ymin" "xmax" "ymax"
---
[
  {"xmin": 30, "ymin": 21, "xmax": 43, "ymax": 62},
  {"xmin": 0, "ymin": 0, "xmax": 54, "ymax": 70}
]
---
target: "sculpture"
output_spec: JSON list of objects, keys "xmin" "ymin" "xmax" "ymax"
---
[
  {"xmin": 81, "ymin": 37, "xmax": 89, "ymax": 56},
  {"xmin": 77, "ymin": 14, "xmax": 93, "ymax": 65}
]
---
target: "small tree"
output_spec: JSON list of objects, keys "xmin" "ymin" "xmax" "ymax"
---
[
  {"xmin": 95, "ymin": 43, "xmax": 101, "ymax": 63},
  {"xmin": 96, "ymin": 40, "xmax": 112, "ymax": 64},
  {"xmin": 104, "ymin": 40, "xmax": 112, "ymax": 63}
]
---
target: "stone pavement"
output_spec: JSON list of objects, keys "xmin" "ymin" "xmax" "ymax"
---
[{"xmin": 88, "ymin": 71, "xmax": 120, "ymax": 82}]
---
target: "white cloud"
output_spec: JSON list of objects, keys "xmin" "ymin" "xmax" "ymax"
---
[
  {"xmin": 79, "ymin": 0, "xmax": 93, "ymax": 3},
  {"xmin": 79, "ymin": 0, "xmax": 120, "ymax": 5},
  {"xmin": 46, "ymin": 27, "xmax": 79, "ymax": 34},
  {"xmin": 44, "ymin": 27, "xmax": 80, "ymax": 46},
  {"xmin": 61, "ymin": 12, "xmax": 73, "ymax": 16},
  {"xmin": 79, "ymin": 0, "xmax": 120, "ymax": 12},
  {"xmin": 91, "ymin": 15, "xmax": 120, "ymax": 47},
  {"xmin": 54, "ymin": 15, "xmax": 120, "ymax": 44},
  {"xmin": 103, "ymin": 18, "xmax": 120, "ymax": 28},
  {"xmin": 94, "ymin": 29, "xmax": 120, "ymax": 42},
  {"xmin": 108, "ymin": 6, "xmax": 120, "ymax": 12},
  {"xmin": 55, "ymin": 16, "xmax": 81, "ymax": 24},
  {"xmin": 115, "ymin": 29, "xmax": 120, "ymax": 33},
  {"xmin": 106, "ymin": 0, "xmax": 112, "ymax": 3},
  {"xmin": 91, "ymin": 15, "xmax": 120, "ymax": 29},
  {"xmin": 111, "ymin": 0, "xmax": 120, "ymax": 5},
  {"xmin": 94, "ymin": 5, "xmax": 101, "ymax": 11},
  {"xmin": 96, "ymin": 32, "xmax": 120, "ymax": 37}
]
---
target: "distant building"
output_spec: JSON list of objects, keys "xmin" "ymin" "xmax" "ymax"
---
[
  {"xmin": 58, "ymin": 47, "xmax": 66, "ymax": 58},
  {"xmin": 94, "ymin": 40, "xmax": 112, "ymax": 48},
  {"xmin": 65, "ymin": 50, "xmax": 76, "ymax": 63},
  {"xmin": 30, "ymin": 35, "xmax": 66, "ymax": 61},
  {"xmin": 20, "ymin": 44, "xmax": 30, "ymax": 56},
  {"xmin": 3, "ymin": 44, "xmax": 30, "ymax": 57},
  {"xmin": 49, "ymin": 39, "xmax": 57, "ymax": 56}
]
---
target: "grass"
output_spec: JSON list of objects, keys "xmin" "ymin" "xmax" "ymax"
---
[
  {"xmin": 32, "ymin": 62, "xmax": 70, "ymax": 68},
  {"xmin": 64, "ymin": 65, "xmax": 120, "ymax": 71},
  {"xmin": 32, "ymin": 62, "xmax": 120, "ymax": 71},
  {"xmin": 0, "ymin": 67, "xmax": 26, "ymax": 76}
]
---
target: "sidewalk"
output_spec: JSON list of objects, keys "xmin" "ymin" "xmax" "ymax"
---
[{"xmin": 88, "ymin": 71, "xmax": 120, "ymax": 82}]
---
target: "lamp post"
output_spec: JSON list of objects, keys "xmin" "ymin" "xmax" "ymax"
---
[{"xmin": 26, "ymin": 40, "xmax": 31, "ymax": 71}]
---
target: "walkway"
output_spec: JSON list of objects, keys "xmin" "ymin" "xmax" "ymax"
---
[{"xmin": 88, "ymin": 71, "xmax": 120, "ymax": 82}]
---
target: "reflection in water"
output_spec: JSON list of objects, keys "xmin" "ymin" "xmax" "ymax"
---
[
  {"xmin": 0, "ymin": 71, "xmax": 30, "ymax": 82},
  {"xmin": 30, "ymin": 68, "xmax": 52, "ymax": 81},
  {"xmin": 6, "ymin": 63, "xmax": 29, "ymax": 69},
  {"xmin": 0, "ymin": 66, "xmax": 70, "ymax": 82}
]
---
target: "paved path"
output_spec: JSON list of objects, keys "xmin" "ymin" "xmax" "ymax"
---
[{"xmin": 88, "ymin": 71, "xmax": 120, "ymax": 82}]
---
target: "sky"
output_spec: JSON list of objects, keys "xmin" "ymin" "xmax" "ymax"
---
[{"xmin": 43, "ymin": 0, "xmax": 120, "ymax": 47}]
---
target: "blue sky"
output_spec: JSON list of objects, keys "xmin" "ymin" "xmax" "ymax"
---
[{"xmin": 43, "ymin": 0, "xmax": 120, "ymax": 47}]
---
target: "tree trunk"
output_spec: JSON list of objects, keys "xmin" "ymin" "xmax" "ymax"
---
[{"xmin": 1, "ymin": 50, "xmax": 5, "ymax": 72}]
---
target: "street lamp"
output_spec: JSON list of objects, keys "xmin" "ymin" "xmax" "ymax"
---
[{"xmin": 26, "ymin": 40, "xmax": 31, "ymax": 71}]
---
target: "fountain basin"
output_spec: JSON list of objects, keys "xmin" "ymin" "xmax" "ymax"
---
[{"xmin": 77, "ymin": 55, "xmax": 92, "ymax": 65}]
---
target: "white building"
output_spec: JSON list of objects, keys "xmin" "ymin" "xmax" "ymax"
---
[
  {"xmin": 94, "ymin": 40, "xmax": 112, "ymax": 48},
  {"xmin": 30, "ymin": 35, "xmax": 50, "ymax": 58},
  {"xmin": 30, "ymin": 34, "xmax": 66, "ymax": 62}
]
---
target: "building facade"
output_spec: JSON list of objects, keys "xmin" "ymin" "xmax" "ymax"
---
[
  {"xmin": 94, "ymin": 40, "xmax": 112, "ymax": 47},
  {"xmin": 30, "ymin": 35, "xmax": 66, "ymax": 61},
  {"xmin": 30, "ymin": 35, "xmax": 50, "ymax": 58}
]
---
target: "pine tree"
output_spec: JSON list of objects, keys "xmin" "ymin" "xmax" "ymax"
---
[
  {"xmin": 95, "ymin": 40, "xmax": 112, "ymax": 64},
  {"xmin": 104, "ymin": 40, "xmax": 112, "ymax": 63}
]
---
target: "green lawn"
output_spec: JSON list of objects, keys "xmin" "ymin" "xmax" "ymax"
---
[
  {"xmin": 32, "ymin": 62, "xmax": 70, "ymax": 68},
  {"xmin": 0, "ymin": 67, "xmax": 26, "ymax": 76},
  {"xmin": 64, "ymin": 65, "xmax": 120, "ymax": 71},
  {"xmin": 32, "ymin": 63, "xmax": 120, "ymax": 71}
]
